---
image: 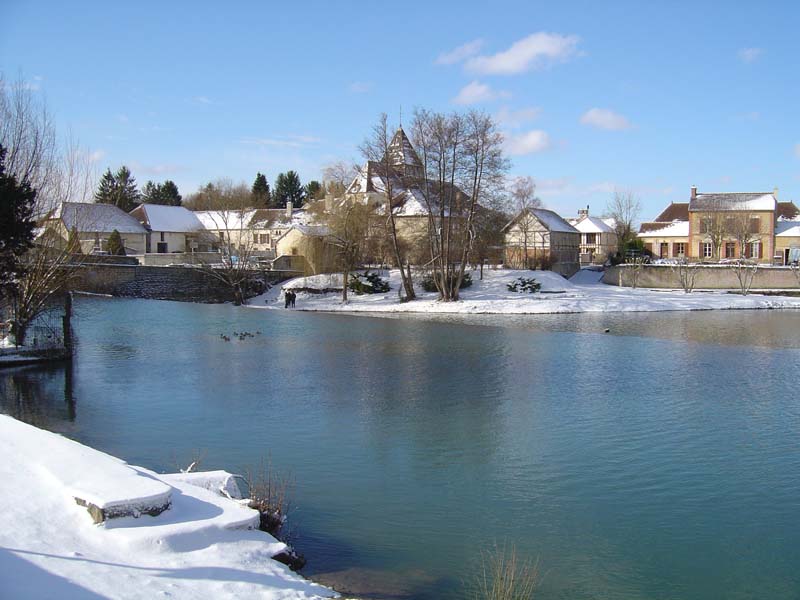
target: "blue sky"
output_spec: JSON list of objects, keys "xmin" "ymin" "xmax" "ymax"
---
[{"xmin": 2, "ymin": 0, "xmax": 799, "ymax": 219}]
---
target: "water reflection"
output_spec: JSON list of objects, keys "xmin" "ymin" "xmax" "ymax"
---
[{"xmin": 0, "ymin": 363, "xmax": 76, "ymax": 428}]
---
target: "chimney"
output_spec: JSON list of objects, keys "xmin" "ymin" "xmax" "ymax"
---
[
  {"xmin": 285, "ymin": 201, "xmax": 293, "ymax": 219},
  {"xmin": 690, "ymin": 185, "xmax": 697, "ymax": 200},
  {"xmin": 578, "ymin": 205, "xmax": 589, "ymax": 218},
  {"xmin": 773, "ymin": 186, "xmax": 779, "ymax": 199}
]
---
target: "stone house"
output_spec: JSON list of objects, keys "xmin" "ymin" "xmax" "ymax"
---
[
  {"xmin": 568, "ymin": 207, "xmax": 618, "ymax": 264},
  {"xmin": 502, "ymin": 208, "xmax": 580, "ymax": 277},
  {"xmin": 129, "ymin": 204, "xmax": 209, "ymax": 253},
  {"xmin": 639, "ymin": 187, "xmax": 799, "ymax": 263},
  {"xmin": 44, "ymin": 202, "xmax": 148, "ymax": 254}
]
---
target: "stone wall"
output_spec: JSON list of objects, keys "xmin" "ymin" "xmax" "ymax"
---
[
  {"xmin": 71, "ymin": 264, "xmax": 298, "ymax": 303},
  {"xmin": 603, "ymin": 264, "xmax": 800, "ymax": 289}
]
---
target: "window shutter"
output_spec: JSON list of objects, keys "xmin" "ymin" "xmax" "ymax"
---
[
  {"xmin": 699, "ymin": 242, "xmax": 704, "ymax": 257},
  {"xmin": 758, "ymin": 242, "xmax": 763, "ymax": 259}
]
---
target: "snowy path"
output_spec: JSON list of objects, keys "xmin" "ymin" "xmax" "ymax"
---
[
  {"xmin": 248, "ymin": 268, "xmax": 800, "ymax": 315},
  {"xmin": 0, "ymin": 416, "xmax": 336, "ymax": 600}
]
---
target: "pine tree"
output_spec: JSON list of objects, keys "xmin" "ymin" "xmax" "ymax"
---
[
  {"xmin": 141, "ymin": 180, "xmax": 182, "ymax": 206},
  {"xmin": 305, "ymin": 180, "xmax": 323, "ymax": 200},
  {"xmin": 273, "ymin": 170, "xmax": 305, "ymax": 209},
  {"xmin": 0, "ymin": 144, "xmax": 37, "ymax": 293},
  {"xmin": 114, "ymin": 166, "xmax": 140, "ymax": 212},
  {"xmin": 251, "ymin": 172, "xmax": 271, "ymax": 207},
  {"xmin": 95, "ymin": 166, "xmax": 141, "ymax": 212},
  {"xmin": 160, "ymin": 180, "xmax": 182, "ymax": 206},
  {"xmin": 106, "ymin": 229, "xmax": 125, "ymax": 256},
  {"xmin": 95, "ymin": 169, "xmax": 117, "ymax": 205}
]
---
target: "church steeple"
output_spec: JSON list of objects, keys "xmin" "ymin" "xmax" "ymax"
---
[{"xmin": 384, "ymin": 127, "xmax": 423, "ymax": 180}]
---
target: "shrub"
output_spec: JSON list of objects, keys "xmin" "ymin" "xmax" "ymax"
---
[
  {"xmin": 348, "ymin": 270, "xmax": 390, "ymax": 294},
  {"xmin": 468, "ymin": 543, "xmax": 539, "ymax": 600},
  {"xmin": 507, "ymin": 277, "xmax": 541, "ymax": 293},
  {"xmin": 421, "ymin": 271, "xmax": 473, "ymax": 292}
]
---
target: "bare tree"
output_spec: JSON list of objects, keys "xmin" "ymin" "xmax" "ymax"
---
[
  {"xmin": 625, "ymin": 255, "xmax": 648, "ymax": 289},
  {"xmin": 670, "ymin": 258, "xmax": 701, "ymax": 293},
  {"xmin": 409, "ymin": 109, "xmax": 508, "ymax": 301},
  {"xmin": 1, "ymin": 73, "xmax": 96, "ymax": 345},
  {"xmin": 606, "ymin": 189, "xmax": 641, "ymax": 256},
  {"xmin": 322, "ymin": 160, "xmax": 359, "ymax": 197},
  {"xmin": 184, "ymin": 179, "xmax": 252, "ymax": 211},
  {"xmin": 730, "ymin": 259, "xmax": 758, "ymax": 296},
  {"xmin": 359, "ymin": 114, "xmax": 416, "ymax": 300},
  {"xmin": 508, "ymin": 176, "xmax": 542, "ymax": 269},
  {"xmin": 308, "ymin": 198, "xmax": 375, "ymax": 302},
  {"xmin": 726, "ymin": 212, "xmax": 760, "ymax": 259}
]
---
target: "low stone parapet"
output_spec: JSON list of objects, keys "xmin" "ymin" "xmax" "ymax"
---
[{"xmin": 603, "ymin": 263, "xmax": 800, "ymax": 289}]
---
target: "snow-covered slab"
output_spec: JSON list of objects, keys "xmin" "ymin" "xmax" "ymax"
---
[
  {"xmin": 249, "ymin": 268, "xmax": 800, "ymax": 315},
  {"xmin": 0, "ymin": 416, "xmax": 172, "ymax": 523},
  {"xmin": 0, "ymin": 416, "xmax": 336, "ymax": 599}
]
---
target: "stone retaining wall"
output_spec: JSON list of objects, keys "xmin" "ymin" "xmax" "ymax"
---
[
  {"xmin": 603, "ymin": 264, "xmax": 800, "ymax": 289},
  {"xmin": 71, "ymin": 264, "xmax": 298, "ymax": 303}
]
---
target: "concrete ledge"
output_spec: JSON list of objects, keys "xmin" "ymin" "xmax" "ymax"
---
[{"xmin": 603, "ymin": 264, "xmax": 800, "ymax": 289}]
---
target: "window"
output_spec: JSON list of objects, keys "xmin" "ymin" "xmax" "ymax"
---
[
  {"xmin": 702, "ymin": 242, "xmax": 713, "ymax": 258},
  {"xmin": 673, "ymin": 242, "xmax": 686, "ymax": 257},
  {"xmin": 584, "ymin": 233, "xmax": 597, "ymax": 245},
  {"xmin": 157, "ymin": 242, "xmax": 168, "ymax": 253},
  {"xmin": 725, "ymin": 242, "xmax": 736, "ymax": 258},
  {"xmin": 749, "ymin": 241, "xmax": 761, "ymax": 259},
  {"xmin": 218, "ymin": 232, "xmax": 225, "ymax": 242},
  {"xmin": 253, "ymin": 233, "xmax": 259, "ymax": 244},
  {"xmin": 260, "ymin": 234, "xmax": 268, "ymax": 244},
  {"xmin": 160, "ymin": 232, "xmax": 165, "ymax": 242},
  {"xmin": 660, "ymin": 242, "xmax": 669, "ymax": 258},
  {"xmin": 749, "ymin": 217, "xmax": 761, "ymax": 234}
]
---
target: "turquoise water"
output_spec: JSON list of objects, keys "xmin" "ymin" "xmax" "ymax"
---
[{"xmin": 2, "ymin": 296, "xmax": 800, "ymax": 599}]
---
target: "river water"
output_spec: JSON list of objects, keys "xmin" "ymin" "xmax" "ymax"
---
[{"xmin": 2, "ymin": 296, "xmax": 799, "ymax": 599}]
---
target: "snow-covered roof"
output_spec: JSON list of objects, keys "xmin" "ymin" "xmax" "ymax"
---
[
  {"xmin": 638, "ymin": 221, "xmax": 690, "ymax": 237},
  {"xmin": 690, "ymin": 192, "xmax": 777, "ymax": 212},
  {"xmin": 573, "ymin": 215, "xmax": 615, "ymax": 234},
  {"xmin": 56, "ymin": 202, "xmax": 147, "ymax": 234},
  {"xmin": 194, "ymin": 210, "xmax": 255, "ymax": 231},
  {"xmin": 248, "ymin": 208, "xmax": 315, "ymax": 229},
  {"xmin": 776, "ymin": 219, "xmax": 800, "ymax": 237},
  {"xmin": 503, "ymin": 208, "xmax": 578, "ymax": 234},
  {"xmin": 131, "ymin": 204, "xmax": 205, "ymax": 232}
]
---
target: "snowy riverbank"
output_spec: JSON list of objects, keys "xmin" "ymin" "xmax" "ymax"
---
[
  {"xmin": 250, "ymin": 268, "xmax": 800, "ymax": 315},
  {"xmin": 0, "ymin": 415, "xmax": 336, "ymax": 600}
]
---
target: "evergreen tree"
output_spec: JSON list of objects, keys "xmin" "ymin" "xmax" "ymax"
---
[
  {"xmin": 95, "ymin": 166, "xmax": 141, "ymax": 212},
  {"xmin": 141, "ymin": 180, "xmax": 182, "ymax": 206},
  {"xmin": 95, "ymin": 169, "xmax": 117, "ymax": 205},
  {"xmin": 305, "ymin": 180, "xmax": 323, "ymax": 200},
  {"xmin": 160, "ymin": 180, "xmax": 182, "ymax": 206},
  {"xmin": 273, "ymin": 170, "xmax": 305, "ymax": 209},
  {"xmin": 114, "ymin": 166, "xmax": 140, "ymax": 212},
  {"xmin": 0, "ymin": 144, "xmax": 37, "ymax": 294},
  {"xmin": 251, "ymin": 172, "xmax": 271, "ymax": 207},
  {"xmin": 106, "ymin": 229, "xmax": 125, "ymax": 256}
]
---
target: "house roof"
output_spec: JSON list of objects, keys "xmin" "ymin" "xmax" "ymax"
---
[
  {"xmin": 56, "ymin": 202, "xmax": 147, "ymax": 234},
  {"xmin": 653, "ymin": 202, "xmax": 689, "ymax": 222},
  {"xmin": 502, "ymin": 208, "xmax": 578, "ymax": 234},
  {"xmin": 572, "ymin": 215, "xmax": 615, "ymax": 234},
  {"xmin": 638, "ymin": 221, "xmax": 690, "ymax": 237},
  {"xmin": 776, "ymin": 219, "xmax": 800, "ymax": 237},
  {"xmin": 689, "ymin": 192, "xmax": 776, "ymax": 212},
  {"xmin": 777, "ymin": 201, "xmax": 800, "ymax": 220},
  {"xmin": 131, "ymin": 204, "xmax": 205, "ymax": 232},
  {"xmin": 248, "ymin": 208, "xmax": 315, "ymax": 229},
  {"xmin": 194, "ymin": 210, "xmax": 255, "ymax": 230}
]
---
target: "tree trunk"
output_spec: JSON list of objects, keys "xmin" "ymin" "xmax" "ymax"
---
[{"xmin": 342, "ymin": 267, "xmax": 349, "ymax": 303}]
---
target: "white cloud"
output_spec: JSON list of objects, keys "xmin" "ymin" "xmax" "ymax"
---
[
  {"xmin": 435, "ymin": 39, "xmax": 484, "ymax": 65},
  {"xmin": 466, "ymin": 32, "xmax": 580, "ymax": 75},
  {"xmin": 495, "ymin": 106, "xmax": 542, "ymax": 129},
  {"xmin": 452, "ymin": 80, "xmax": 511, "ymax": 105},
  {"xmin": 580, "ymin": 108, "xmax": 632, "ymax": 131},
  {"xmin": 88, "ymin": 150, "xmax": 106, "ymax": 163},
  {"xmin": 348, "ymin": 81, "xmax": 371, "ymax": 94},
  {"xmin": 504, "ymin": 130, "xmax": 552, "ymax": 155},
  {"xmin": 194, "ymin": 96, "xmax": 213, "ymax": 105},
  {"xmin": 738, "ymin": 47, "xmax": 763, "ymax": 64},
  {"xmin": 586, "ymin": 181, "xmax": 617, "ymax": 194}
]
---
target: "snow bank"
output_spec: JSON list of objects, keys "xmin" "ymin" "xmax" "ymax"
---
[
  {"xmin": 249, "ymin": 268, "xmax": 800, "ymax": 315},
  {"xmin": 0, "ymin": 415, "xmax": 336, "ymax": 599}
]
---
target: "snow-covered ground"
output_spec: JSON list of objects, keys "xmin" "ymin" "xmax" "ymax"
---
[
  {"xmin": 249, "ymin": 268, "xmax": 800, "ymax": 315},
  {"xmin": 0, "ymin": 415, "xmax": 336, "ymax": 600}
]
